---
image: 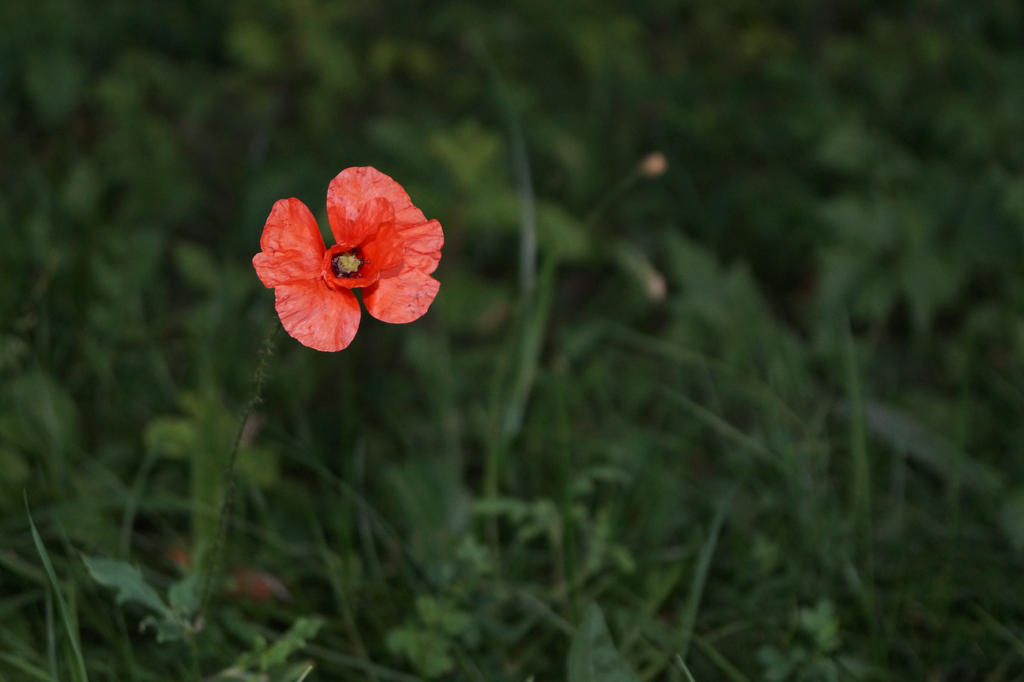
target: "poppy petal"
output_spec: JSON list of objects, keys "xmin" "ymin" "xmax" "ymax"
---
[
  {"xmin": 398, "ymin": 218, "xmax": 444, "ymax": 274},
  {"xmin": 331, "ymin": 195, "xmax": 396, "ymax": 251},
  {"xmin": 363, "ymin": 267, "xmax": 440, "ymax": 324},
  {"xmin": 359, "ymin": 202, "xmax": 405, "ymax": 274},
  {"xmin": 327, "ymin": 166, "xmax": 429, "ymax": 239},
  {"xmin": 253, "ymin": 198, "xmax": 326, "ymax": 287},
  {"xmin": 275, "ymin": 281, "xmax": 361, "ymax": 351}
]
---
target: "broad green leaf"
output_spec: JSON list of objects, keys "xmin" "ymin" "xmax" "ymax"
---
[
  {"xmin": 168, "ymin": 572, "xmax": 199, "ymax": 617},
  {"xmin": 82, "ymin": 556, "xmax": 170, "ymax": 619},
  {"xmin": 567, "ymin": 603, "xmax": 639, "ymax": 682}
]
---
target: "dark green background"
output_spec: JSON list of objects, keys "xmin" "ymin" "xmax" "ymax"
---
[{"xmin": 3, "ymin": 1, "xmax": 1024, "ymax": 679}]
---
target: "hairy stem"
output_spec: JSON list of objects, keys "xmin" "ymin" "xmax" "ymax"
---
[{"xmin": 196, "ymin": 324, "xmax": 279, "ymax": 620}]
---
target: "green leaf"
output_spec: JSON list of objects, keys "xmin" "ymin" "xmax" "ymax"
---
[
  {"xmin": 414, "ymin": 595, "xmax": 473, "ymax": 638},
  {"xmin": 567, "ymin": 603, "xmax": 639, "ymax": 682},
  {"xmin": 82, "ymin": 556, "xmax": 170, "ymax": 619},
  {"xmin": 260, "ymin": 616, "xmax": 324, "ymax": 670},
  {"xmin": 385, "ymin": 626, "xmax": 454, "ymax": 679},
  {"xmin": 138, "ymin": 615, "xmax": 189, "ymax": 644},
  {"xmin": 168, "ymin": 572, "xmax": 199, "ymax": 618},
  {"xmin": 797, "ymin": 600, "xmax": 841, "ymax": 654},
  {"xmin": 234, "ymin": 617, "xmax": 325, "ymax": 672}
]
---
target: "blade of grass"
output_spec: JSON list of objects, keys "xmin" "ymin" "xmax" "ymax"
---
[
  {"xmin": 512, "ymin": 102, "xmax": 536, "ymax": 296},
  {"xmin": 471, "ymin": 32, "xmax": 536, "ymax": 295},
  {"xmin": 353, "ymin": 438, "xmax": 384, "ymax": 584},
  {"xmin": 284, "ymin": 445, "xmax": 433, "ymax": 593},
  {"xmin": 303, "ymin": 644, "xmax": 425, "ymax": 682},
  {"xmin": 555, "ymin": 372, "xmax": 579, "ymax": 621},
  {"xmin": 842, "ymin": 318, "xmax": 870, "ymax": 535},
  {"xmin": 677, "ymin": 486, "xmax": 735, "ymax": 664},
  {"xmin": 197, "ymin": 324, "xmax": 278, "ymax": 619},
  {"xmin": 0, "ymin": 651, "xmax": 54, "ymax": 682},
  {"xmin": 25, "ymin": 495, "xmax": 88, "ymax": 682},
  {"xmin": 841, "ymin": 318, "xmax": 879, "ymax": 660},
  {"xmin": 118, "ymin": 444, "xmax": 160, "ymax": 557},
  {"xmin": 613, "ymin": 327, "xmax": 813, "ymax": 439},
  {"xmin": 853, "ymin": 400, "xmax": 1000, "ymax": 494},
  {"xmin": 309, "ymin": 513, "xmax": 378, "ymax": 682},
  {"xmin": 692, "ymin": 636, "xmax": 750, "ymax": 682},
  {"xmin": 516, "ymin": 587, "xmax": 575, "ymax": 636},
  {"xmin": 673, "ymin": 654, "xmax": 697, "ymax": 682},
  {"xmin": 502, "ymin": 258, "xmax": 556, "ymax": 439},
  {"xmin": 622, "ymin": 564, "xmax": 684, "ymax": 653},
  {"xmin": 972, "ymin": 604, "xmax": 1024, "ymax": 661},
  {"xmin": 567, "ymin": 602, "xmax": 640, "ymax": 682},
  {"xmin": 484, "ymin": 258, "xmax": 556, "ymax": 554},
  {"xmin": 661, "ymin": 388, "xmax": 775, "ymax": 465},
  {"xmin": 473, "ymin": 35, "xmax": 554, "ymax": 550},
  {"xmin": 45, "ymin": 591, "xmax": 55, "ymax": 681}
]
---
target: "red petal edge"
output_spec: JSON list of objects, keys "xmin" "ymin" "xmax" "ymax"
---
[
  {"xmin": 253, "ymin": 198, "xmax": 326, "ymax": 288},
  {"xmin": 363, "ymin": 267, "xmax": 441, "ymax": 324},
  {"xmin": 274, "ymin": 281, "xmax": 361, "ymax": 351},
  {"xmin": 327, "ymin": 167, "xmax": 429, "ymax": 241},
  {"xmin": 397, "ymin": 218, "xmax": 444, "ymax": 275}
]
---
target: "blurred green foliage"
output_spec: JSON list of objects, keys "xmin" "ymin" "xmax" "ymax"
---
[{"xmin": 2, "ymin": 0, "xmax": 1024, "ymax": 679}]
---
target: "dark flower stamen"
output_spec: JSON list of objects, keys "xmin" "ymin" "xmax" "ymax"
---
[{"xmin": 332, "ymin": 249, "xmax": 365, "ymax": 278}]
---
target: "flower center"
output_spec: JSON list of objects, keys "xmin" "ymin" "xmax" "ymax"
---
[{"xmin": 331, "ymin": 249, "xmax": 365, "ymax": 278}]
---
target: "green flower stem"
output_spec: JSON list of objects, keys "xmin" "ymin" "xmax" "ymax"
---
[{"xmin": 196, "ymin": 324, "xmax": 279, "ymax": 620}]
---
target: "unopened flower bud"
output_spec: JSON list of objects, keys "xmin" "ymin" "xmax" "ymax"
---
[{"xmin": 639, "ymin": 151, "xmax": 667, "ymax": 178}]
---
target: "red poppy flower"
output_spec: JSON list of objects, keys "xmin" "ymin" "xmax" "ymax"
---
[{"xmin": 253, "ymin": 167, "xmax": 444, "ymax": 351}]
